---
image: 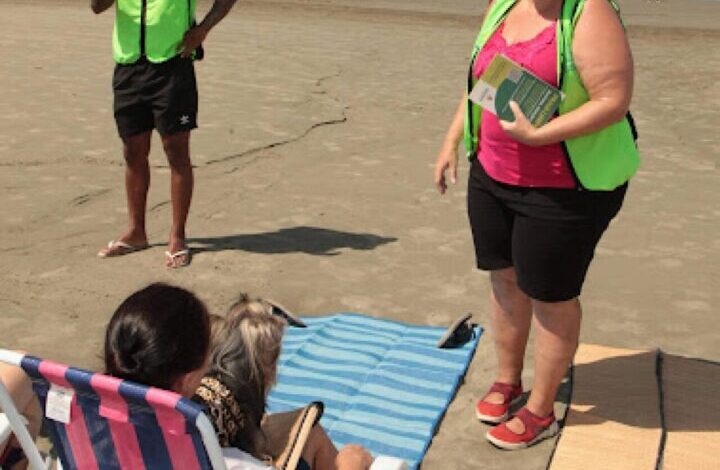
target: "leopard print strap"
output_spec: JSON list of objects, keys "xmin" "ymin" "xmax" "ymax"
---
[{"xmin": 194, "ymin": 376, "xmax": 246, "ymax": 447}]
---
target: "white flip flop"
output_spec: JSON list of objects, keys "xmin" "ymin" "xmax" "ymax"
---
[
  {"xmin": 165, "ymin": 248, "xmax": 191, "ymax": 269},
  {"xmin": 98, "ymin": 240, "xmax": 149, "ymax": 258}
]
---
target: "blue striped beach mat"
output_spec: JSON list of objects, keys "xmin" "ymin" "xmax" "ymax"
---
[{"xmin": 267, "ymin": 313, "xmax": 483, "ymax": 469}]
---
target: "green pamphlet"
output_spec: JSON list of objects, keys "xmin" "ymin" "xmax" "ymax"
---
[{"xmin": 469, "ymin": 54, "xmax": 564, "ymax": 127}]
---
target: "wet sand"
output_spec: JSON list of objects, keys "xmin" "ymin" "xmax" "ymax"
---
[{"xmin": 1, "ymin": 0, "xmax": 719, "ymax": 468}]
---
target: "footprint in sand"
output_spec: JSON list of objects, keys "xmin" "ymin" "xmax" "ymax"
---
[
  {"xmin": 39, "ymin": 266, "xmax": 70, "ymax": 279},
  {"xmin": 339, "ymin": 295, "xmax": 376, "ymax": 312},
  {"xmin": 673, "ymin": 300, "xmax": 711, "ymax": 312},
  {"xmin": 657, "ymin": 258, "xmax": 683, "ymax": 268}
]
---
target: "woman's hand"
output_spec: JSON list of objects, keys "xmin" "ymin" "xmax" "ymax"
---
[
  {"xmin": 336, "ymin": 445, "xmax": 373, "ymax": 470},
  {"xmin": 499, "ymin": 101, "xmax": 544, "ymax": 146},
  {"xmin": 434, "ymin": 95, "xmax": 467, "ymax": 194},
  {"xmin": 499, "ymin": 0, "xmax": 634, "ymax": 145},
  {"xmin": 434, "ymin": 141, "xmax": 459, "ymax": 195}
]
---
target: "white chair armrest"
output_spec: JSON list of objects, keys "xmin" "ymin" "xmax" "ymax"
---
[
  {"xmin": 0, "ymin": 412, "xmax": 29, "ymax": 445},
  {"xmin": 0, "ymin": 412, "xmax": 11, "ymax": 444},
  {"xmin": 370, "ymin": 456, "xmax": 409, "ymax": 470}
]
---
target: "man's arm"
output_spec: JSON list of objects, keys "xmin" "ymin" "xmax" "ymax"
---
[
  {"xmin": 199, "ymin": 0, "xmax": 238, "ymax": 33},
  {"xmin": 90, "ymin": 0, "xmax": 114, "ymax": 14},
  {"xmin": 179, "ymin": 0, "xmax": 238, "ymax": 58}
]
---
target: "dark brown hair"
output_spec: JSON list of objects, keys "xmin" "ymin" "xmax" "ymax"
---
[{"xmin": 104, "ymin": 283, "xmax": 210, "ymax": 390}]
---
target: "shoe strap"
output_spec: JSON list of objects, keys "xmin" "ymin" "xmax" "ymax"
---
[
  {"xmin": 486, "ymin": 381, "xmax": 521, "ymax": 403},
  {"xmin": 514, "ymin": 407, "xmax": 554, "ymax": 437}
]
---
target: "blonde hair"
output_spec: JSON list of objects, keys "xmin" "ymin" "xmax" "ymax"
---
[
  {"xmin": 225, "ymin": 294, "xmax": 286, "ymax": 392},
  {"xmin": 208, "ymin": 314, "xmax": 230, "ymax": 351},
  {"xmin": 200, "ymin": 296, "xmax": 287, "ymax": 459}
]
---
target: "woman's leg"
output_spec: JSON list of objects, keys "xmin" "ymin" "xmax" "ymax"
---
[
  {"xmin": 484, "ymin": 268, "xmax": 533, "ymax": 403},
  {"xmin": 301, "ymin": 425, "xmax": 339, "ymax": 470},
  {"xmin": 528, "ymin": 298, "xmax": 581, "ymax": 415},
  {"xmin": 504, "ymin": 298, "xmax": 581, "ymax": 433},
  {"xmin": 0, "ymin": 361, "xmax": 42, "ymax": 467}
]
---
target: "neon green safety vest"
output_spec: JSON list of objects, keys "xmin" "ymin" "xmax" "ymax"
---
[
  {"xmin": 464, "ymin": 0, "xmax": 640, "ymax": 190},
  {"xmin": 113, "ymin": 0, "xmax": 196, "ymax": 64}
]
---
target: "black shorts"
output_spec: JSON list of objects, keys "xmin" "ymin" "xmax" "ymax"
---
[
  {"xmin": 467, "ymin": 158, "xmax": 627, "ymax": 302},
  {"xmin": 113, "ymin": 56, "xmax": 198, "ymax": 138}
]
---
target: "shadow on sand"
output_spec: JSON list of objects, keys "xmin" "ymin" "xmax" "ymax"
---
[{"xmin": 189, "ymin": 226, "xmax": 397, "ymax": 256}]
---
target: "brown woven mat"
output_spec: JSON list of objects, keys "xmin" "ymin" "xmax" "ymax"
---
[
  {"xmin": 550, "ymin": 344, "xmax": 662, "ymax": 470},
  {"xmin": 662, "ymin": 354, "xmax": 720, "ymax": 469}
]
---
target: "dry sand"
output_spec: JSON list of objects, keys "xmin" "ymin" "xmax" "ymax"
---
[{"xmin": 1, "ymin": 0, "xmax": 719, "ymax": 468}]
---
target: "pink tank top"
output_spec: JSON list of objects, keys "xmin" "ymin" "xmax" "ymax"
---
[{"xmin": 473, "ymin": 22, "xmax": 575, "ymax": 188}]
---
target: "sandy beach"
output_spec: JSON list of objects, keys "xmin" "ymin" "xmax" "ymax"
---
[{"xmin": 1, "ymin": 0, "xmax": 719, "ymax": 468}]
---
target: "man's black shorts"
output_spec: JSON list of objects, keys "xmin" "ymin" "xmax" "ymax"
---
[
  {"xmin": 113, "ymin": 56, "xmax": 198, "ymax": 138},
  {"xmin": 467, "ymin": 158, "xmax": 627, "ymax": 303}
]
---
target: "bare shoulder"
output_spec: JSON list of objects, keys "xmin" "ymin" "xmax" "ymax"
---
[
  {"xmin": 575, "ymin": 0, "xmax": 626, "ymax": 38},
  {"xmin": 574, "ymin": 0, "xmax": 631, "ymax": 64},
  {"xmin": 573, "ymin": 0, "xmax": 633, "ymax": 105}
]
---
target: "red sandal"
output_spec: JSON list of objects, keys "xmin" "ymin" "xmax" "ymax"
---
[
  {"xmin": 486, "ymin": 407, "xmax": 558, "ymax": 450},
  {"xmin": 475, "ymin": 381, "xmax": 523, "ymax": 423}
]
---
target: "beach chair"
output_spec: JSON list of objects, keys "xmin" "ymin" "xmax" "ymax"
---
[{"xmin": 0, "ymin": 349, "xmax": 228, "ymax": 470}]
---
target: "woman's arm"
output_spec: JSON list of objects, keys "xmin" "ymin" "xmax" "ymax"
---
[
  {"xmin": 501, "ymin": 0, "xmax": 634, "ymax": 146},
  {"xmin": 434, "ymin": 0, "xmax": 495, "ymax": 194},
  {"xmin": 434, "ymin": 95, "xmax": 467, "ymax": 194}
]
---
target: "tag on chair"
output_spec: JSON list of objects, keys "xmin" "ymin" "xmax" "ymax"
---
[{"xmin": 46, "ymin": 384, "xmax": 74, "ymax": 424}]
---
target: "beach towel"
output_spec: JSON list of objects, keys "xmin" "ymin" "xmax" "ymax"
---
[{"xmin": 267, "ymin": 313, "xmax": 482, "ymax": 470}]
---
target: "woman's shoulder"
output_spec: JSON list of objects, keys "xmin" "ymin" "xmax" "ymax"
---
[{"xmin": 575, "ymin": 0, "xmax": 624, "ymax": 31}]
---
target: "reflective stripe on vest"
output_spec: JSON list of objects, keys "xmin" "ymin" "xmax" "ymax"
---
[
  {"xmin": 464, "ymin": 0, "xmax": 640, "ymax": 191},
  {"xmin": 113, "ymin": 0, "xmax": 195, "ymax": 64}
]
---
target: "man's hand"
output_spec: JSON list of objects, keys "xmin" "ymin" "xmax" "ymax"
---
[
  {"xmin": 91, "ymin": 0, "xmax": 114, "ymax": 14},
  {"xmin": 183, "ymin": 0, "xmax": 237, "ymax": 57},
  {"xmin": 178, "ymin": 25, "xmax": 209, "ymax": 58}
]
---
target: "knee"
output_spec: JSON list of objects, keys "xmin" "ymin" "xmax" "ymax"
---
[
  {"xmin": 533, "ymin": 298, "xmax": 579, "ymax": 317},
  {"xmin": 533, "ymin": 299, "xmax": 581, "ymax": 342},
  {"xmin": 123, "ymin": 142, "xmax": 150, "ymax": 167},
  {"xmin": 0, "ymin": 363, "xmax": 33, "ymax": 409},
  {"xmin": 166, "ymin": 153, "xmax": 192, "ymax": 172},
  {"xmin": 490, "ymin": 268, "xmax": 522, "ymax": 298},
  {"xmin": 162, "ymin": 141, "xmax": 191, "ymax": 170}
]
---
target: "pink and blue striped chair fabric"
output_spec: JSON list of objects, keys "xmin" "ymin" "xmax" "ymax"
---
[{"xmin": 20, "ymin": 355, "xmax": 220, "ymax": 470}]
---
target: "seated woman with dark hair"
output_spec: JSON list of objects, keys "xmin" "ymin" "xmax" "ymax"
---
[
  {"xmin": 103, "ymin": 283, "xmax": 211, "ymax": 396},
  {"xmin": 104, "ymin": 283, "xmax": 372, "ymax": 470}
]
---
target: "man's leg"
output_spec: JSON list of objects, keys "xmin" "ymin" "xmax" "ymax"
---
[
  {"xmin": 122, "ymin": 132, "xmax": 152, "ymax": 245},
  {"xmin": 98, "ymin": 131, "xmax": 152, "ymax": 256},
  {"xmin": 161, "ymin": 131, "xmax": 193, "ymax": 268}
]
